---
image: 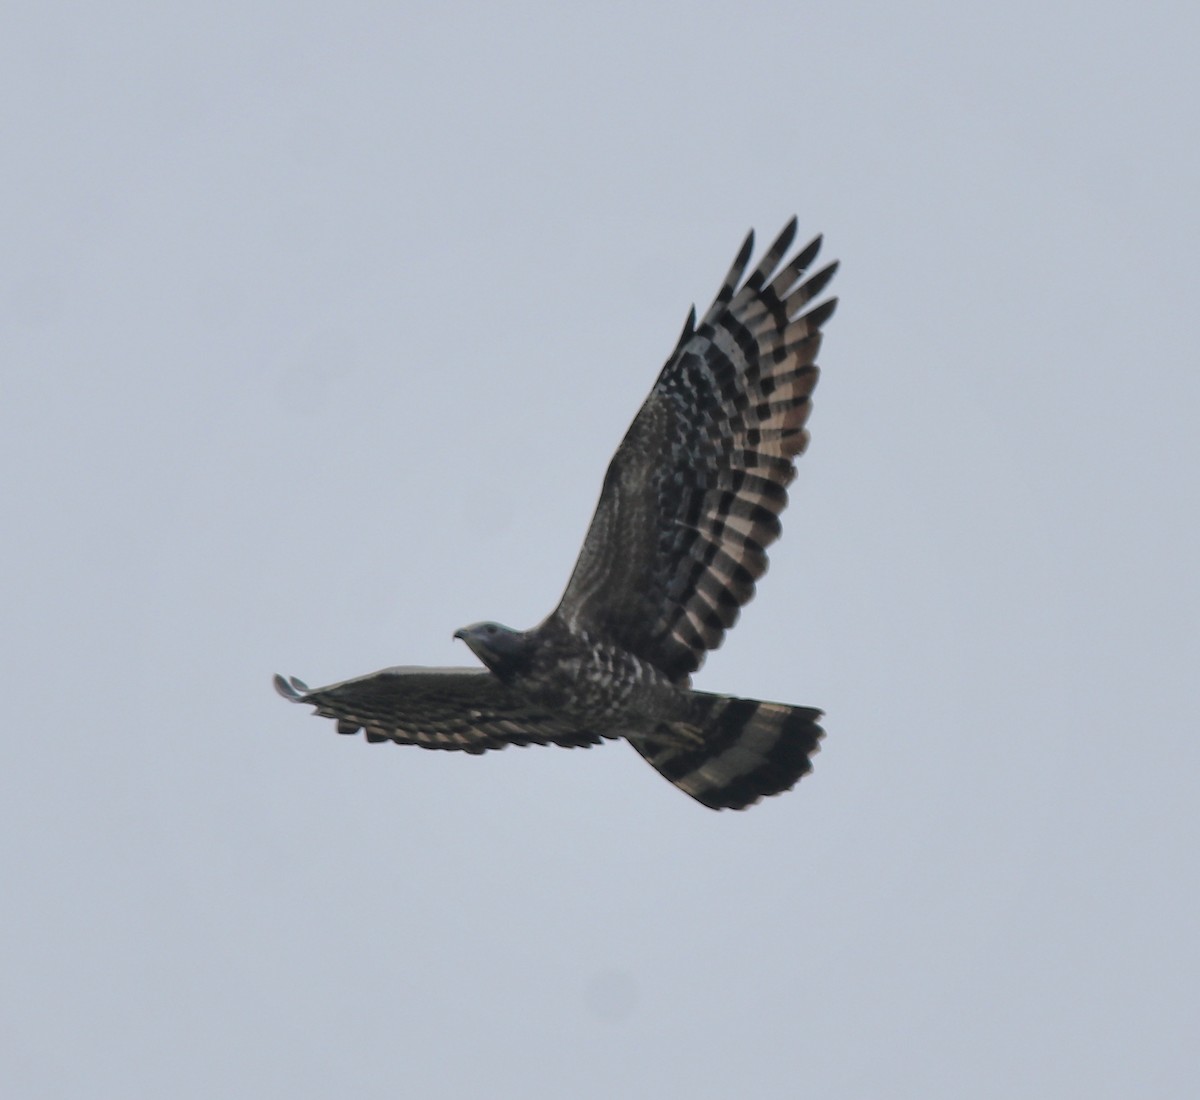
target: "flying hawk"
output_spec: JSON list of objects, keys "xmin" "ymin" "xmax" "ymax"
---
[{"xmin": 276, "ymin": 218, "xmax": 837, "ymax": 810}]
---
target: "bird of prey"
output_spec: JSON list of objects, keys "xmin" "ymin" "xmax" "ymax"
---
[{"xmin": 276, "ymin": 218, "xmax": 837, "ymax": 810}]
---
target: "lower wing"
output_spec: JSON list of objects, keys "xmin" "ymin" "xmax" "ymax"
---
[{"xmin": 275, "ymin": 666, "xmax": 607, "ymax": 752}]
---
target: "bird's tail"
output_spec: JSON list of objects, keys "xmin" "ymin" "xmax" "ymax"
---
[{"xmin": 632, "ymin": 693, "xmax": 824, "ymax": 810}]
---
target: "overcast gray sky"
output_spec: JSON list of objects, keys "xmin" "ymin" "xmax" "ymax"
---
[{"xmin": 3, "ymin": 3, "xmax": 1197, "ymax": 1097}]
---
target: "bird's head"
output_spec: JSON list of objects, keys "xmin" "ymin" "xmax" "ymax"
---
[{"xmin": 454, "ymin": 621, "xmax": 534, "ymax": 681}]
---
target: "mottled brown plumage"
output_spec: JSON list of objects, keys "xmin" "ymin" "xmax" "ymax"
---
[{"xmin": 276, "ymin": 219, "xmax": 837, "ymax": 809}]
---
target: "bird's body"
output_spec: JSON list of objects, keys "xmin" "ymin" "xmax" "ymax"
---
[
  {"xmin": 456, "ymin": 620, "xmax": 686, "ymax": 732},
  {"xmin": 277, "ymin": 218, "xmax": 837, "ymax": 809}
]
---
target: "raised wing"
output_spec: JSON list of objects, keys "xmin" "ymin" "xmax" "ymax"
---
[
  {"xmin": 274, "ymin": 667, "xmax": 607, "ymax": 752},
  {"xmin": 555, "ymin": 219, "xmax": 837, "ymax": 682}
]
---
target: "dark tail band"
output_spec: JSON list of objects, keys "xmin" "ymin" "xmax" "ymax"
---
[{"xmin": 634, "ymin": 693, "xmax": 824, "ymax": 810}]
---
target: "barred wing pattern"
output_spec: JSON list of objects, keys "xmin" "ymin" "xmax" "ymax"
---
[
  {"xmin": 556, "ymin": 219, "xmax": 837, "ymax": 682},
  {"xmin": 274, "ymin": 669, "xmax": 607, "ymax": 752}
]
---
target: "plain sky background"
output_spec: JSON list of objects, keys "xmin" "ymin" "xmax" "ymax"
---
[{"xmin": 3, "ymin": 3, "xmax": 1197, "ymax": 1097}]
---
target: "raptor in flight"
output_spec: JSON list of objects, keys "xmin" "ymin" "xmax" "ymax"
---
[{"xmin": 276, "ymin": 218, "xmax": 837, "ymax": 810}]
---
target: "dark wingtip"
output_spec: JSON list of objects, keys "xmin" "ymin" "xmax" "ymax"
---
[
  {"xmin": 796, "ymin": 233, "xmax": 823, "ymax": 270},
  {"xmin": 673, "ymin": 305, "xmax": 697, "ymax": 352},
  {"xmin": 274, "ymin": 674, "xmax": 309, "ymax": 701},
  {"xmin": 805, "ymin": 296, "xmax": 838, "ymax": 330},
  {"xmin": 813, "ymin": 258, "xmax": 839, "ymax": 286},
  {"xmin": 736, "ymin": 229, "xmax": 755, "ymax": 269},
  {"xmin": 773, "ymin": 216, "xmax": 799, "ymax": 256}
]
